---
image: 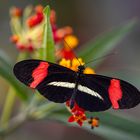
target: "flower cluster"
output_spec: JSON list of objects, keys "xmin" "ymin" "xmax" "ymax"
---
[
  {"xmin": 10, "ymin": 5, "xmax": 44, "ymax": 52},
  {"xmin": 59, "ymin": 58, "xmax": 95, "ymax": 74},
  {"xmin": 66, "ymin": 101, "xmax": 99, "ymax": 129},
  {"xmin": 66, "ymin": 101, "xmax": 86, "ymax": 126},
  {"xmin": 10, "ymin": 5, "xmax": 79, "ymax": 59}
]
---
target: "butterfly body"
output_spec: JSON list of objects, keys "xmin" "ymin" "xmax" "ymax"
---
[
  {"xmin": 13, "ymin": 59, "xmax": 140, "ymax": 112},
  {"xmin": 69, "ymin": 65, "xmax": 85, "ymax": 109}
]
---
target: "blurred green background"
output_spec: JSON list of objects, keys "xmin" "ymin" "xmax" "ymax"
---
[{"xmin": 0, "ymin": 0, "xmax": 140, "ymax": 140}]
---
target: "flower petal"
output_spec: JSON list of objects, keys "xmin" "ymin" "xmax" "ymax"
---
[
  {"xmin": 68, "ymin": 116, "xmax": 75, "ymax": 122},
  {"xmin": 77, "ymin": 120, "xmax": 83, "ymax": 126}
]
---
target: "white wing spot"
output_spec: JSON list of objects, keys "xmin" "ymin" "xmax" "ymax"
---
[{"xmin": 48, "ymin": 81, "xmax": 103, "ymax": 100}]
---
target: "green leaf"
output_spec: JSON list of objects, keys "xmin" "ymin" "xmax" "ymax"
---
[
  {"xmin": 78, "ymin": 19, "xmax": 137, "ymax": 67},
  {"xmin": 0, "ymin": 53, "xmax": 29, "ymax": 101},
  {"xmin": 39, "ymin": 5, "xmax": 55, "ymax": 62},
  {"xmin": 0, "ymin": 66, "xmax": 28, "ymax": 101},
  {"xmin": 47, "ymin": 108, "xmax": 140, "ymax": 140},
  {"xmin": 0, "ymin": 50, "xmax": 13, "ymax": 68},
  {"xmin": 99, "ymin": 70, "xmax": 140, "ymax": 88}
]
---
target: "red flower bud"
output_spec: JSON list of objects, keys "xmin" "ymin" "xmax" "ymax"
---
[
  {"xmin": 50, "ymin": 10, "xmax": 56, "ymax": 25},
  {"xmin": 27, "ymin": 13, "xmax": 44, "ymax": 28},
  {"xmin": 11, "ymin": 7, "xmax": 22, "ymax": 17},
  {"xmin": 16, "ymin": 44, "xmax": 26, "ymax": 51},
  {"xmin": 35, "ymin": 5, "xmax": 44, "ymax": 14},
  {"xmin": 10, "ymin": 35, "xmax": 19, "ymax": 43},
  {"xmin": 60, "ymin": 48, "xmax": 75, "ymax": 60},
  {"xmin": 27, "ymin": 45, "xmax": 34, "ymax": 52}
]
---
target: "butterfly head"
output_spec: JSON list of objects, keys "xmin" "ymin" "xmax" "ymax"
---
[{"xmin": 78, "ymin": 65, "xmax": 85, "ymax": 73}]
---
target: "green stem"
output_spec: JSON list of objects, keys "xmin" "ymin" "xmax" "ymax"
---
[
  {"xmin": 0, "ymin": 102, "xmax": 58, "ymax": 136},
  {"xmin": 0, "ymin": 88, "xmax": 16, "ymax": 128},
  {"xmin": 0, "ymin": 110, "xmax": 28, "ymax": 136},
  {"xmin": 0, "ymin": 52, "xmax": 29, "ymax": 128}
]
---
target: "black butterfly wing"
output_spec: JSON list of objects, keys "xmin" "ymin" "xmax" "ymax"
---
[
  {"xmin": 14, "ymin": 60, "xmax": 140, "ymax": 111},
  {"xmin": 76, "ymin": 74, "xmax": 140, "ymax": 112},
  {"xmin": 75, "ymin": 74, "xmax": 112, "ymax": 112},
  {"xmin": 13, "ymin": 59, "xmax": 76, "ymax": 103},
  {"xmin": 94, "ymin": 75, "xmax": 140, "ymax": 109}
]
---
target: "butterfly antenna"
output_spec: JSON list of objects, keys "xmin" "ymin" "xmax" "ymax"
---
[
  {"xmin": 85, "ymin": 52, "xmax": 117, "ymax": 65},
  {"xmin": 63, "ymin": 39, "xmax": 82, "ymax": 66}
]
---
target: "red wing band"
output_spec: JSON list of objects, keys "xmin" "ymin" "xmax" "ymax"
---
[
  {"xmin": 108, "ymin": 79, "xmax": 122, "ymax": 109},
  {"xmin": 30, "ymin": 62, "xmax": 49, "ymax": 88}
]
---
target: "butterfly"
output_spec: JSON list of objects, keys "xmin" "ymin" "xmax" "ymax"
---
[{"xmin": 13, "ymin": 59, "xmax": 140, "ymax": 112}]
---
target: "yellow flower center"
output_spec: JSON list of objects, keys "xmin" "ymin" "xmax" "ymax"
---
[
  {"xmin": 64, "ymin": 35, "xmax": 79, "ymax": 50},
  {"xmin": 59, "ymin": 58, "xmax": 95, "ymax": 74}
]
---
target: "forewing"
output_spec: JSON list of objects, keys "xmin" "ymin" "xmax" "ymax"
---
[
  {"xmin": 13, "ymin": 59, "xmax": 75, "ymax": 87},
  {"xmin": 77, "ymin": 74, "xmax": 140, "ymax": 111},
  {"xmin": 13, "ymin": 59, "xmax": 76, "ymax": 103}
]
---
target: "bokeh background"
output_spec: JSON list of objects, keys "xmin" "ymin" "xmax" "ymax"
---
[{"xmin": 0, "ymin": 0, "xmax": 140, "ymax": 140}]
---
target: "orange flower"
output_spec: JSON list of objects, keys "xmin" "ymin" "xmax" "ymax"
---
[
  {"xmin": 59, "ymin": 58, "xmax": 83, "ymax": 71},
  {"xmin": 84, "ymin": 67, "xmax": 95, "ymax": 74},
  {"xmin": 35, "ymin": 5, "xmax": 44, "ymax": 14},
  {"xmin": 88, "ymin": 117, "xmax": 100, "ymax": 129},
  {"xmin": 10, "ymin": 7, "xmax": 22, "ymax": 17},
  {"xmin": 59, "ymin": 58, "xmax": 95, "ymax": 74},
  {"xmin": 10, "ymin": 35, "xmax": 19, "ymax": 43},
  {"xmin": 64, "ymin": 35, "xmax": 79, "ymax": 50},
  {"xmin": 59, "ymin": 58, "xmax": 71, "ymax": 68},
  {"xmin": 66, "ymin": 101, "xmax": 86, "ymax": 126},
  {"xmin": 68, "ymin": 110, "xmax": 87, "ymax": 126}
]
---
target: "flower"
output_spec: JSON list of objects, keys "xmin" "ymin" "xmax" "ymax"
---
[
  {"xmin": 59, "ymin": 58, "xmax": 71, "ymax": 68},
  {"xmin": 10, "ymin": 7, "xmax": 22, "ymax": 17},
  {"xmin": 26, "ymin": 5, "xmax": 44, "ymax": 28},
  {"xmin": 59, "ymin": 58, "xmax": 95, "ymax": 74},
  {"xmin": 26, "ymin": 12, "xmax": 44, "ymax": 28},
  {"xmin": 88, "ymin": 117, "xmax": 100, "ymax": 129},
  {"xmin": 64, "ymin": 35, "xmax": 79, "ymax": 49},
  {"xmin": 68, "ymin": 110, "xmax": 87, "ymax": 126},
  {"xmin": 66, "ymin": 101, "xmax": 87, "ymax": 126},
  {"xmin": 35, "ymin": 5, "xmax": 44, "ymax": 14},
  {"xmin": 10, "ymin": 5, "xmax": 78, "ymax": 56},
  {"xmin": 50, "ymin": 9, "xmax": 56, "ymax": 25},
  {"xmin": 60, "ymin": 48, "xmax": 75, "ymax": 59},
  {"xmin": 66, "ymin": 101, "xmax": 100, "ymax": 128},
  {"xmin": 10, "ymin": 35, "xmax": 19, "ymax": 43},
  {"xmin": 84, "ymin": 67, "xmax": 95, "ymax": 74},
  {"xmin": 10, "ymin": 5, "xmax": 44, "ymax": 52}
]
